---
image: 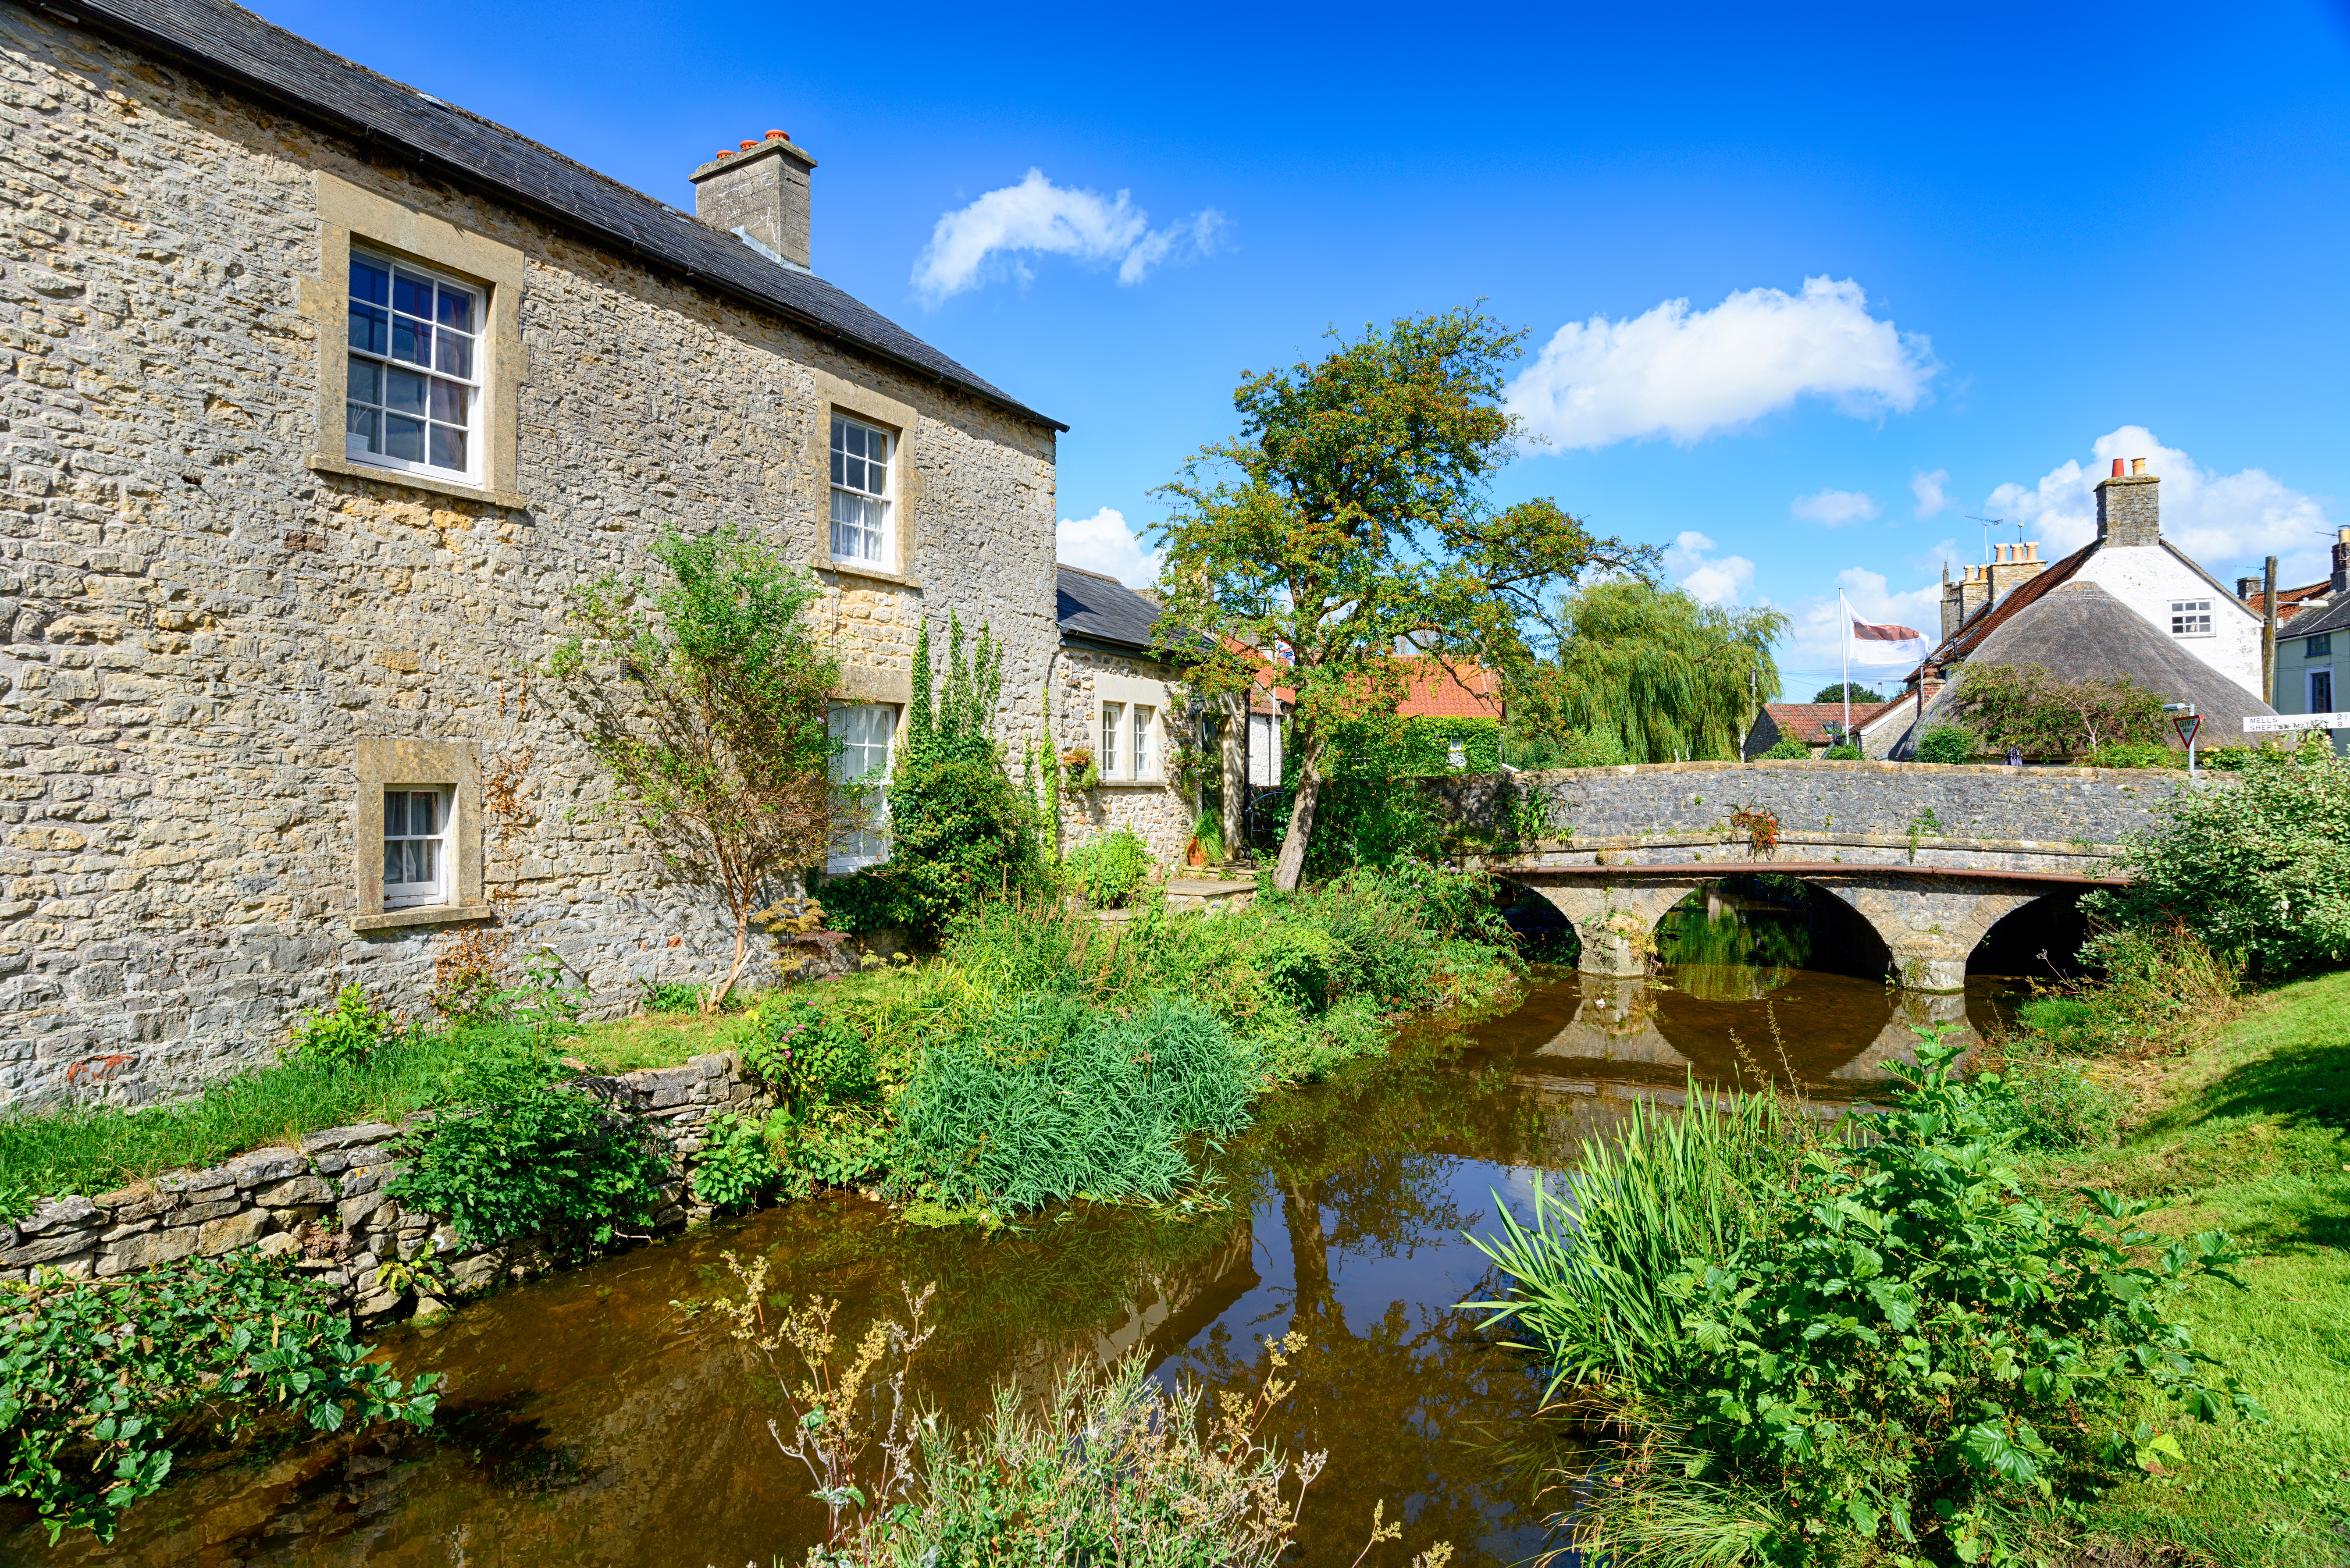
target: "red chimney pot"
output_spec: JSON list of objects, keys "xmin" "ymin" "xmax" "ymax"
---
[
  {"xmin": 739, "ymin": 139, "xmax": 759, "ymax": 151},
  {"xmin": 766, "ymin": 129, "xmax": 787, "ymax": 141},
  {"xmin": 2111, "ymin": 458, "xmax": 2124, "ymax": 477},
  {"xmin": 715, "ymin": 148, "xmax": 733, "ymax": 158}
]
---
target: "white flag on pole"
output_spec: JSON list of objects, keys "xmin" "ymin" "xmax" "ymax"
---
[{"xmin": 1847, "ymin": 613, "xmax": 1930, "ymax": 667}]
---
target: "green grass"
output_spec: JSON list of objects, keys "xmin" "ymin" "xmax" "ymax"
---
[{"xmin": 2035, "ymin": 969, "xmax": 2350, "ymax": 1567}]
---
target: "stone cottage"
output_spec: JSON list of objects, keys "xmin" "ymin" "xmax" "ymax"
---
[
  {"xmin": 0, "ymin": 0, "xmax": 1071, "ymax": 1107},
  {"xmin": 1052, "ymin": 565, "xmax": 1197, "ymax": 865}
]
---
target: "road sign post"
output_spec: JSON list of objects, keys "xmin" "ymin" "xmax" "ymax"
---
[{"xmin": 2165, "ymin": 703, "xmax": 2200, "ymax": 780}]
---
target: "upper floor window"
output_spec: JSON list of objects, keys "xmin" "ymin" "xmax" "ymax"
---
[
  {"xmin": 2169, "ymin": 600, "xmax": 2212, "ymax": 636},
  {"xmin": 384, "ymin": 787, "xmax": 452, "ymax": 909},
  {"xmin": 2309, "ymin": 634, "xmax": 2333, "ymax": 658},
  {"xmin": 347, "ymin": 253, "xmax": 480, "ymax": 479},
  {"xmin": 830, "ymin": 415, "xmax": 893, "ymax": 566}
]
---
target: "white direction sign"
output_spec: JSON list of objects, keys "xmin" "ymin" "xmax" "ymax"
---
[{"xmin": 2245, "ymin": 712, "xmax": 2350, "ymax": 733}]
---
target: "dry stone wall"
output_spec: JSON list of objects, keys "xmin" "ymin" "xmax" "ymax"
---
[
  {"xmin": 0, "ymin": 12, "xmax": 1059, "ymax": 1108},
  {"xmin": 0, "ymin": 1050, "xmax": 763, "ymax": 1322}
]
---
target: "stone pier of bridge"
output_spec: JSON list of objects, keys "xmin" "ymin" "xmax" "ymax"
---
[{"xmin": 1448, "ymin": 759, "xmax": 2221, "ymax": 992}]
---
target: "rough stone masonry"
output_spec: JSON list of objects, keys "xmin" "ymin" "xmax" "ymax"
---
[{"xmin": 0, "ymin": 7, "xmax": 1065, "ymax": 1108}]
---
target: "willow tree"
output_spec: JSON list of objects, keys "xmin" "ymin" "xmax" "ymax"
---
[
  {"xmin": 1151, "ymin": 308, "xmax": 1650, "ymax": 891},
  {"xmin": 545, "ymin": 525, "xmax": 843, "ymax": 1010},
  {"xmin": 1518, "ymin": 580, "xmax": 1787, "ymax": 763}
]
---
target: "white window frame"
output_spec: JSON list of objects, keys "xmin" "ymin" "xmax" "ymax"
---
[
  {"xmin": 2168, "ymin": 599, "xmax": 2213, "ymax": 637},
  {"xmin": 345, "ymin": 250, "xmax": 484, "ymax": 484},
  {"xmin": 382, "ymin": 786, "xmax": 454, "ymax": 910},
  {"xmin": 1130, "ymin": 703, "xmax": 1157, "ymax": 781},
  {"xmin": 829, "ymin": 413, "xmax": 894, "ymax": 567},
  {"xmin": 2311, "ymin": 667, "xmax": 2335, "ymax": 715},
  {"xmin": 1100, "ymin": 701, "xmax": 1123, "ymax": 779},
  {"xmin": 827, "ymin": 702, "xmax": 896, "ymax": 874}
]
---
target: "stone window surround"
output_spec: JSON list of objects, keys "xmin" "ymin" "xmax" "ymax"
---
[
  {"xmin": 301, "ymin": 171, "xmax": 530, "ymax": 511},
  {"xmin": 351, "ymin": 738, "xmax": 490, "ymax": 933},
  {"xmin": 1093, "ymin": 672, "xmax": 1171, "ymax": 787},
  {"xmin": 810, "ymin": 368, "xmax": 921, "ymax": 588}
]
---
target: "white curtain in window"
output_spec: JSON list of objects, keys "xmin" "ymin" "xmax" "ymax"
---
[
  {"xmin": 1100, "ymin": 702, "xmax": 1122, "ymax": 779},
  {"xmin": 827, "ymin": 704, "xmax": 895, "ymax": 873},
  {"xmin": 1132, "ymin": 704, "xmax": 1154, "ymax": 779}
]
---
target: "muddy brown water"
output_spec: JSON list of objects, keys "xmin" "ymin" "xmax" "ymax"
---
[{"xmin": 8, "ymin": 964, "xmax": 2024, "ymax": 1568}]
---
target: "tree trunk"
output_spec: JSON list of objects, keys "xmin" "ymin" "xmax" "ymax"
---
[
  {"xmin": 1272, "ymin": 738, "xmax": 1322, "ymax": 893},
  {"xmin": 706, "ymin": 912, "xmax": 752, "ymax": 1013}
]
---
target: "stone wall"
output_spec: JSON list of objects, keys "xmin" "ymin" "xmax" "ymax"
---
[
  {"xmin": 0, "ymin": 1051, "xmax": 762, "ymax": 1321},
  {"xmin": 1054, "ymin": 646, "xmax": 1194, "ymax": 867},
  {"xmin": 0, "ymin": 12, "xmax": 1059, "ymax": 1108},
  {"xmin": 1444, "ymin": 759, "xmax": 2218, "ymax": 848}
]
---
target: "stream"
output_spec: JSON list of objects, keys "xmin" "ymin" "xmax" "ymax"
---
[{"xmin": 11, "ymin": 895, "xmax": 2037, "ymax": 1566}]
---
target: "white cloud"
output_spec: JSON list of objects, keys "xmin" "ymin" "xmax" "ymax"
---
[
  {"xmin": 912, "ymin": 170, "xmax": 1225, "ymax": 306},
  {"xmin": 1791, "ymin": 488, "xmax": 1880, "ymax": 527},
  {"xmin": 1986, "ymin": 426, "xmax": 2339, "ymax": 583},
  {"xmin": 1905, "ymin": 537, "xmax": 1964, "ymax": 576},
  {"xmin": 1783, "ymin": 567, "xmax": 1942, "ymax": 680},
  {"xmin": 1665, "ymin": 530, "xmax": 1756, "ymax": 606},
  {"xmin": 1910, "ymin": 469, "xmax": 1951, "ymax": 519},
  {"xmin": 1056, "ymin": 506, "xmax": 1161, "ymax": 588},
  {"xmin": 1506, "ymin": 277, "xmax": 1936, "ymax": 451}
]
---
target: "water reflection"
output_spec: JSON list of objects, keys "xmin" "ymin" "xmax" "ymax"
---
[{"xmin": 6, "ymin": 969, "xmax": 1991, "ymax": 1568}]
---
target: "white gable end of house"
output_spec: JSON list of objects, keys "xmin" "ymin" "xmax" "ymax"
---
[{"xmin": 2071, "ymin": 542, "xmax": 2264, "ymax": 701}]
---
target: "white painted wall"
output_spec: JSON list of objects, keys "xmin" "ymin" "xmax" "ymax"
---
[{"xmin": 2072, "ymin": 544, "xmax": 2264, "ymax": 699}]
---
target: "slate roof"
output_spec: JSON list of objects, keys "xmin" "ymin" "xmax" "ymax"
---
[
  {"xmin": 2279, "ymin": 593, "xmax": 2350, "ymax": 644},
  {"xmin": 71, "ymin": 0, "xmax": 1063, "ymax": 431},
  {"xmin": 1056, "ymin": 565, "xmax": 1165, "ymax": 654}
]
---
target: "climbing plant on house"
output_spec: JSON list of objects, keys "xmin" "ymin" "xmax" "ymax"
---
[
  {"xmin": 545, "ymin": 524, "xmax": 844, "ymax": 1010},
  {"xmin": 1151, "ymin": 307, "xmax": 1652, "ymax": 891}
]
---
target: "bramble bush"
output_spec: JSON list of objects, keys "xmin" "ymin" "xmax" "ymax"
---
[
  {"xmin": 1475, "ymin": 1037, "xmax": 2264, "ymax": 1567},
  {"xmin": 0, "ymin": 1254, "xmax": 439, "ymax": 1543}
]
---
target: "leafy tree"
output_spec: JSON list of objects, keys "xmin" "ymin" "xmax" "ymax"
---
[
  {"xmin": 545, "ymin": 525, "xmax": 843, "ymax": 1010},
  {"xmin": 1948, "ymin": 661, "xmax": 2165, "ymax": 759},
  {"xmin": 1151, "ymin": 308, "xmax": 1651, "ymax": 890},
  {"xmin": 2087, "ymin": 732, "xmax": 2350, "ymax": 973},
  {"xmin": 821, "ymin": 615, "xmax": 1049, "ymax": 936},
  {"xmin": 1516, "ymin": 580, "xmax": 1788, "ymax": 763},
  {"xmin": 1813, "ymin": 682, "xmax": 1885, "ymax": 704},
  {"xmin": 1915, "ymin": 722, "xmax": 1975, "ymax": 763}
]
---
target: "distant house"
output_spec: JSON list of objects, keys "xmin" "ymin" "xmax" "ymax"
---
[
  {"xmin": 1894, "ymin": 580, "xmax": 2278, "ymax": 757},
  {"xmin": 1053, "ymin": 565, "xmax": 1196, "ymax": 865},
  {"xmin": 1743, "ymin": 701, "xmax": 1880, "ymax": 758},
  {"xmin": 1391, "ymin": 658, "xmax": 1504, "ymax": 772},
  {"xmin": 2268, "ymin": 590, "xmax": 2350, "ymax": 754},
  {"xmin": 1896, "ymin": 459, "xmax": 2272, "ymax": 747}
]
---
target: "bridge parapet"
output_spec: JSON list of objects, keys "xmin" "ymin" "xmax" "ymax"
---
[{"xmin": 1447, "ymin": 761, "xmax": 2225, "ymax": 993}]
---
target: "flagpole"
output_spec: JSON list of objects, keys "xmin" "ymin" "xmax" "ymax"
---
[{"xmin": 1840, "ymin": 592, "xmax": 1851, "ymax": 746}]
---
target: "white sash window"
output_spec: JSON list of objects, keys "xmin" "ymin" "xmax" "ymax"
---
[
  {"xmin": 383, "ymin": 787, "xmax": 452, "ymax": 909},
  {"xmin": 827, "ymin": 703, "xmax": 896, "ymax": 873},
  {"xmin": 829, "ymin": 415, "xmax": 893, "ymax": 566},
  {"xmin": 347, "ymin": 253, "xmax": 481, "ymax": 480}
]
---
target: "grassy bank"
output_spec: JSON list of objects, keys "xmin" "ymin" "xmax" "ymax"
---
[
  {"xmin": 0, "ymin": 863, "xmax": 1518, "ymax": 1223},
  {"xmin": 2037, "ymin": 969, "xmax": 2350, "ymax": 1566}
]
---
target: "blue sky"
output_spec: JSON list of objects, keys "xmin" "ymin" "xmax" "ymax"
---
[{"xmin": 264, "ymin": 0, "xmax": 2350, "ymax": 694}]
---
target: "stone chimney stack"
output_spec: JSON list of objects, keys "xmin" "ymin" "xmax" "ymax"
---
[
  {"xmin": 1941, "ymin": 562, "xmax": 1993, "ymax": 639},
  {"xmin": 1985, "ymin": 540, "xmax": 2047, "ymax": 601},
  {"xmin": 2333, "ymin": 526, "xmax": 2350, "ymax": 595},
  {"xmin": 691, "ymin": 130, "xmax": 817, "ymax": 272},
  {"xmin": 2094, "ymin": 456, "xmax": 2160, "ymax": 547},
  {"xmin": 2236, "ymin": 574, "xmax": 2264, "ymax": 600}
]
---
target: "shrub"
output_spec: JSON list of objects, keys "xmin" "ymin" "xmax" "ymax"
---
[
  {"xmin": 1950, "ymin": 661, "xmax": 2167, "ymax": 759},
  {"xmin": 386, "ymin": 1052, "xmax": 668, "ymax": 1253},
  {"xmin": 1915, "ymin": 722, "xmax": 1974, "ymax": 763},
  {"xmin": 637, "ymin": 978, "xmax": 704, "ymax": 1015},
  {"xmin": 1988, "ymin": 1046, "xmax": 2130, "ymax": 1150},
  {"xmin": 430, "ymin": 927, "xmax": 508, "ymax": 1025},
  {"xmin": 1475, "ymin": 1039, "xmax": 2265, "ymax": 1568},
  {"xmin": 688, "ymin": 1111, "xmax": 778, "ymax": 1209},
  {"xmin": 1059, "ymin": 828, "xmax": 1154, "ymax": 907},
  {"xmin": 2083, "ymin": 740, "xmax": 2179, "ymax": 769},
  {"xmin": 888, "ymin": 992, "xmax": 1257, "ymax": 1214},
  {"xmin": 283, "ymin": 984, "xmax": 402, "ymax": 1072},
  {"xmin": 1758, "ymin": 734, "xmax": 1808, "ymax": 760},
  {"xmin": 2087, "ymin": 732, "xmax": 2350, "ymax": 974},
  {"xmin": 1822, "ymin": 743, "xmax": 1861, "ymax": 760},
  {"xmin": 739, "ymin": 997, "xmax": 875, "ymax": 1107},
  {"xmin": 0, "ymin": 1254, "xmax": 439, "ymax": 1543}
]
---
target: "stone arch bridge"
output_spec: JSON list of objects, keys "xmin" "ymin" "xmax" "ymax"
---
[{"xmin": 1447, "ymin": 760, "xmax": 2217, "ymax": 992}]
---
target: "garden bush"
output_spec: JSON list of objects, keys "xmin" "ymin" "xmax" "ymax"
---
[
  {"xmin": 386, "ymin": 1049, "xmax": 668, "ymax": 1254},
  {"xmin": 0, "ymin": 1253, "xmax": 439, "ymax": 1542},
  {"xmin": 2087, "ymin": 732, "xmax": 2350, "ymax": 974},
  {"xmin": 1757, "ymin": 734, "xmax": 1808, "ymax": 760},
  {"xmin": 1058, "ymin": 827, "xmax": 1154, "ymax": 907},
  {"xmin": 1475, "ymin": 1038, "xmax": 2264, "ymax": 1567},
  {"xmin": 740, "ymin": 997, "xmax": 876, "ymax": 1106},
  {"xmin": 2083, "ymin": 740, "xmax": 2179, "ymax": 769},
  {"xmin": 1822, "ymin": 743, "xmax": 1860, "ymax": 760},
  {"xmin": 1914, "ymin": 722, "xmax": 1975, "ymax": 763},
  {"xmin": 689, "ymin": 1112, "xmax": 780, "ymax": 1209},
  {"xmin": 282, "ymin": 983, "xmax": 404, "ymax": 1072},
  {"xmin": 1987, "ymin": 1045, "xmax": 2130, "ymax": 1151}
]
